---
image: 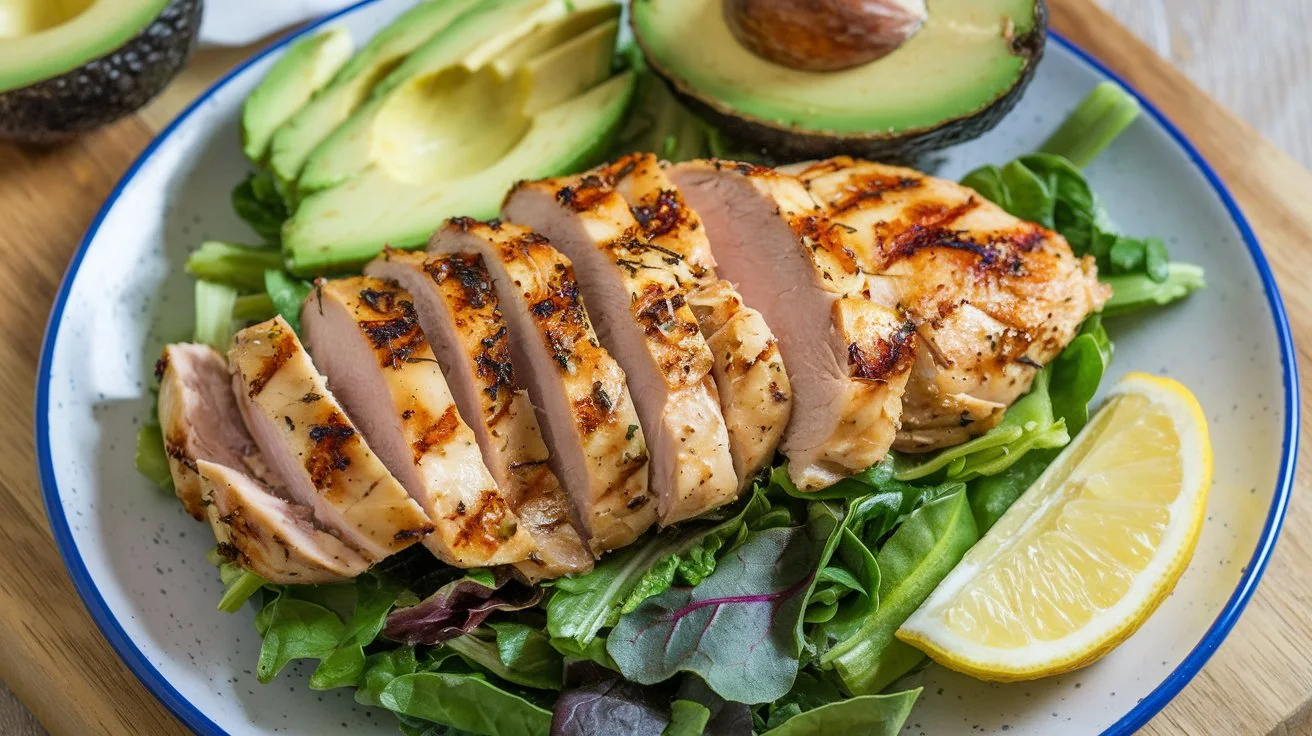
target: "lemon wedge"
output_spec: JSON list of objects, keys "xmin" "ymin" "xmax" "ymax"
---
[{"xmin": 895, "ymin": 372, "xmax": 1212, "ymax": 681}]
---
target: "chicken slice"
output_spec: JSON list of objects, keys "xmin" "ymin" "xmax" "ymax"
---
[
  {"xmin": 667, "ymin": 160, "xmax": 916, "ymax": 491},
  {"xmin": 600, "ymin": 153, "xmax": 792, "ymax": 487},
  {"xmin": 365, "ymin": 251, "xmax": 593, "ymax": 579},
  {"xmin": 428, "ymin": 218, "xmax": 654, "ymax": 554},
  {"xmin": 230, "ymin": 316, "xmax": 433, "ymax": 561},
  {"xmin": 302, "ymin": 277, "xmax": 536, "ymax": 568},
  {"xmin": 504, "ymin": 172, "xmax": 738, "ymax": 524},
  {"xmin": 156, "ymin": 343, "xmax": 260, "ymax": 520},
  {"xmin": 786, "ymin": 157, "xmax": 1111, "ymax": 451},
  {"xmin": 200, "ymin": 460, "xmax": 371, "ymax": 584}
]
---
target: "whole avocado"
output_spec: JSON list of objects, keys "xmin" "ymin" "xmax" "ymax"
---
[{"xmin": 0, "ymin": 0, "xmax": 202, "ymax": 143}]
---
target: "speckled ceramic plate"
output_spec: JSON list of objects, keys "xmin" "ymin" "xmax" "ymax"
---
[{"xmin": 35, "ymin": 1, "xmax": 1299, "ymax": 734}]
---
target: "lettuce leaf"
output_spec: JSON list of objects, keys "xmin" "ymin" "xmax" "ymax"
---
[
  {"xmin": 134, "ymin": 422, "xmax": 172, "ymax": 490},
  {"xmin": 264, "ymin": 269, "xmax": 314, "ymax": 334},
  {"xmin": 185, "ymin": 241, "xmax": 283, "ymax": 291},
  {"xmin": 380, "ymin": 672, "xmax": 553, "ymax": 736},
  {"xmin": 823, "ymin": 487, "xmax": 979, "ymax": 695},
  {"xmin": 758, "ymin": 688, "xmax": 921, "ymax": 736},
  {"xmin": 446, "ymin": 623, "xmax": 564, "ymax": 691}
]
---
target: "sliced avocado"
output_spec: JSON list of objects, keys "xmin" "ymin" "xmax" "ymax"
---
[
  {"xmin": 0, "ymin": 0, "xmax": 201, "ymax": 142},
  {"xmin": 267, "ymin": 0, "xmax": 481, "ymax": 186},
  {"xmin": 242, "ymin": 27, "xmax": 352, "ymax": 164},
  {"xmin": 631, "ymin": 0, "xmax": 1045, "ymax": 161},
  {"xmin": 283, "ymin": 70, "xmax": 635, "ymax": 275},
  {"xmin": 296, "ymin": 0, "xmax": 620, "ymax": 194},
  {"xmin": 497, "ymin": 18, "xmax": 621, "ymax": 115}
]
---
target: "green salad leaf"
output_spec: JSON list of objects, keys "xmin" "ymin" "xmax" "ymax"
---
[
  {"xmin": 185, "ymin": 241, "xmax": 283, "ymax": 291},
  {"xmin": 1039, "ymin": 81, "xmax": 1142, "ymax": 168},
  {"xmin": 256, "ymin": 591, "xmax": 347, "ymax": 683},
  {"xmin": 607, "ymin": 506, "xmax": 842, "ymax": 704},
  {"xmin": 824, "ymin": 487, "xmax": 979, "ymax": 695},
  {"xmin": 193, "ymin": 280, "xmax": 238, "ymax": 350},
  {"xmin": 134, "ymin": 422, "xmax": 172, "ymax": 489},
  {"xmin": 1102, "ymin": 262, "xmax": 1208, "ymax": 317},
  {"xmin": 232, "ymin": 171, "xmax": 289, "ymax": 242},
  {"xmin": 759, "ymin": 689, "xmax": 921, "ymax": 736},
  {"xmin": 380, "ymin": 672, "xmax": 554, "ymax": 736},
  {"xmin": 446, "ymin": 623, "xmax": 564, "ymax": 691},
  {"xmin": 264, "ymin": 269, "xmax": 314, "ymax": 334}
]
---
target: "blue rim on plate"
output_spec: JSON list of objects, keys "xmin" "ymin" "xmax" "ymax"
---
[{"xmin": 34, "ymin": 2, "xmax": 1300, "ymax": 733}]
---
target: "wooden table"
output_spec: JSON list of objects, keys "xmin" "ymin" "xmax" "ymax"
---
[{"xmin": 1, "ymin": 0, "xmax": 1309, "ymax": 733}]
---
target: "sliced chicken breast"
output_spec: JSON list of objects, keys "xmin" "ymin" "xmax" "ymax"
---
[
  {"xmin": 428, "ymin": 218, "xmax": 654, "ymax": 554},
  {"xmin": 786, "ymin": 157, "xmax": 1111, "ymax": 451},
  {"xmin": 363, "ymin": 252, "xmax": 593, "ymax": 579},
  {"xmin": 667, "ymin": 160, "xmax": 916, "ymax": 491},
  {"xmin": 302, "ymin": 277, "xmax": 536, "ymax": 568},
  {"xmin": 504, "ymin": 173, "xmax": 738, "ymax": 524},
  {"xmin": 201, "ymin": 460, "xmax": 371, "ymax": 584},
  {"xmin": 230, "ymin": 316, "xmax": 433, "ymax": 561},
  {"xmin": 600, "ymin": 153, "xmax": 792, "ymax": 487},
  {"xmin": 156, "ymin": 343, "xmax": 260, "ymax": 520}
]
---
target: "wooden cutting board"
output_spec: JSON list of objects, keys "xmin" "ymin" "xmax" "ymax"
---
[{"xmin": 0, "ymin": 1, "xmax": 1306, "ymax": 733}]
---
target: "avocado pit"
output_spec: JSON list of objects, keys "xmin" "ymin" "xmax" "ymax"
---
[{"xmin": 724, "ymin": 0, "xmax": 928, "ymax": 72}]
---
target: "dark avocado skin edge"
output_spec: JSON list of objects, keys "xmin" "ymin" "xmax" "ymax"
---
[
  {"xmin": 635, "ymin": 0, "xmax": 1048, "ymax": 164},
  {"xmin": 0, "ymin": 0, "xmax": 202, "ymax": 143}
]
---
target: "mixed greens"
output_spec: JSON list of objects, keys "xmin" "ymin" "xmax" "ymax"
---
[{"xmin": 133, "ymin": 47, "xmax": 1206, "ymax": 734}]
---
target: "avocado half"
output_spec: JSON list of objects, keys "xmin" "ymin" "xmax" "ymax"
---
[
  {"xmin": 631, "ymin": 0, "xmax": 1047, "ymax": 162},
  {"xmin": 0, "ymin": 0, "xmax": 201, "ymax": 142}
]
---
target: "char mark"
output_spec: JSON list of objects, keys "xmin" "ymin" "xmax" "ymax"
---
[
  {"xmin": 305, "ymin": 413, "xmax": 356, "ymax": 489},
  {"xmin": 849, "ymin": 321, "xmax": 917, "ymax": 382}
]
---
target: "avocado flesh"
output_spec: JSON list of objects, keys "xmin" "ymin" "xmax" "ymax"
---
[
  {"xmin": 267, "ymin": 0, "xmax": 481, "ymax": 185},
  {"xmin": 284, "ymin": 70, "xmax": 635, "ymax": 275},
  {"xmin": 632, "ymin": 0, "xmax": 1039, "ymax": 135},
  {"xmin": 242, "ymin": 27, "xmax": 352, "ymax": 163},
  {"xmin": 0, "ymin": 0, "xmax": 168, "ymax": 92},
  {"xmin": 296, "ymin": 0, "xmax": 619, "ymax": 194}
]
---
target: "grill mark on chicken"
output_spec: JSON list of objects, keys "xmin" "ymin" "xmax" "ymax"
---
[
  {"xmin": 424, "ymin": 252, "xmax": 494, "ymax": 309},
  {"xmin": 247, "ymin": 329, "xmax": 296, "ymax": 397},
  {"xmin": 555, "ymin": 174, "xmax": 612, "ymax": 212},
  {"xmin": 154, "ymin": 353, "xmax": 169, "ymax": 381},
  {"xmin": 304, "ymin": 414, "xmax": 356, "ymax": 490},
  {"xmin": 790, "ymin": 213, "xmax": 861, "ymax": 275},
  {"xmin": 164, "ymin": 434, "xmax": 197, "ymax": 472},
  {"xmin": 849, "ymin": 321, "xmax": 918, "ymax": 382},
  {"xmin": 408, "ymin": 403, "xmax": 460, "ymax": 462},
  {"xmin": 572, "ymin": 393, "xmax": 612, "ymax": 435},
  {"xmin": 827, "ymin": 172, "xmax": 924, "ymax": 214},
  {"xmin": 450, "ymin": 490, "xmax": 519, "ymax": 553},
  {"xmin": 424, "ymin": 254, "xmax": 519, "ymax": 405},
  {"xmin": 355, "ymin": 285, "xmax": 429, "ymax": 370},
  {"xmin": 630, "ymin": 188, "xmax": 688, "ymax": 240}
]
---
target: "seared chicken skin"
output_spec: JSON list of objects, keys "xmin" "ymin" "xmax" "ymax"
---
[
  {"xmin": 366, "ymin": 251, "xmax": 593, "ymax": 578},
  {"xmin": 505, "ymin": 170, "xmax": 739, "ymax": 524},
  {"xmin": 667, "ymin": 160, "xmax": 916, "ymax": 491},
  {"xmin": 230, "ymin": 316, "xmax": 434, "ymax": 561},
  {"xmin": 602, "ymin": 153, "xmax": 792, "ymax": 488},
  {"xmin": 156, "ymin": 343, "xmax": 369, "ymax": 583},
  {"xmin": 786, "ymin": 157, "xmax": 1111, "ymax": 451},
  {"xmin": 303, "ymin": 278, "xmax": 538, "ymax": 568},
  {"xmin": 429, "ymin": 218, "xmax": 655, "ymax": 554}
]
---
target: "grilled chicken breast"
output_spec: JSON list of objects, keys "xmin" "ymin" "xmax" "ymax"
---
[
  {"xmin": 230, "ymin": 316, "xmax": 433, "ymax": 561},
  {"xmin": 601, "ymin": 153, "xmax": 792, "ymax": 487},
  {"xmin": 156, "ymin": 343, "xmax": 261, "ymax": 520},
  {"xmin": 302, "ymin": 277, "xmax": 537, "ymax": 568},
  {"xmin": 428, "ymin": 218, "xmax": 655, "ymax": 554},
  {"xmin": 505, "ymin": 172, "xmax": 738, "ymax": 524},
  {"xmin": 786, "ymin": 157, "xmax": 1111, "ymax": 451},
  {"xmin": 366, "ymin": 251, "xmax": 593, "ymax": 578},
  {"xmin": 201, "ymin": 460, "xmax": 371, "ymax": 584},
  {"xmin": 667, "ymin": 160, "xmax": 916, "ymax": 491}
]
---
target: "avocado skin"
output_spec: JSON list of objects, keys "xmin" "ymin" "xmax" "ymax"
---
[
  {"xmin": 638, "ymin": 0, "xmax": 1047, "ymax": 164},
  {"xmin": 0, "ymin": 0, "xmax": 202, "ymax": 143}
]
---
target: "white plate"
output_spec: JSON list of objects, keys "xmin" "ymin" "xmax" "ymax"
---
[{"xmin": 35, "ymin": 1, "xmax": 1299, "ymax": 734}]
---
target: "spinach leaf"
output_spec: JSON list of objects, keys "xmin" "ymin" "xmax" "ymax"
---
[
  {"xmin": 255, "ymin": 590, "xmax": 346, "ymax": 683},
  {"xmin": 385, "ymin": 574, "xmax": 542, "ymax": 647},
  {"xmin": 380, "ymin": 673, "xmax": 553, "ymax": 736},
  {"xmin": 824, "ymin": 487, "xmax": 979, "ymax": 695},
  {"xmin": 547, "ymin": 491, "xmax": 769, "ymax": 647},
  {"xmin": 134, "ymin": 422, "xmax": 172, "ymax": 490},
  {"xmin": 446, "ymin": 623, "xmax": 564, "ymax": 690},
  {"xmin": 232, "ymin": 171, "xmax": 288, "ymax": 242},
  {"xmin": 608, "ymin": 508, "xmax": 841, "ymax": 704},
  {"xmin": 663, "ymin": 700, "xmax": 710, "ymax": 736},
  {"xmin": 551, "ymin": 662, "xmax": 670, "ymax": 736},
  {"xmin": 550, "ymin": 636, "xmax": 618, "ymax": 671},
  {"xmin": 356, "ymin": 647, "xmax": 420, "ymax": 707},
  {"xmin": 759, "ymin": 671, "xmax": 846, "ymax": 730},
  {"xmin": 264, "ymin": 269, "xmax": 314, "ymax": 334},
  {"xmin": 759, "ymin": 688, "xmax": 921, "ymax": 736},
  {"xmin": 185, "ymin": 241, "xmax": 283, "ymax": 291},
  {"xmin": 893, "ymin": 369, "xmax": 1069, "ymax": 483}
]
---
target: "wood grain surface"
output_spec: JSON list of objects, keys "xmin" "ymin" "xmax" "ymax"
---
[{"xmin": 0, "ymin": 1, "xmax": 1309, "ymax": 734}]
